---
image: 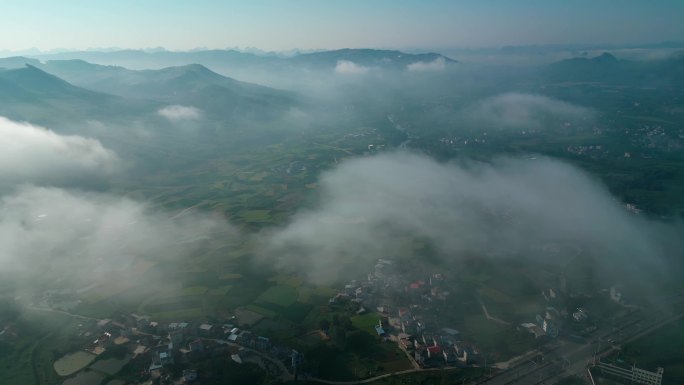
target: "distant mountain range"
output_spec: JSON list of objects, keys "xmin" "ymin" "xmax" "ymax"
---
[
  {"xmin": 543, "ymin": 51, "xmax": 684, "ymax": 85},
  {"xmin": 38, "ymin": 60, "xmax": 294, "ymax": 111},
  {"xmin": 290, "ymin": 49, "xmax": 454, "ymax": 69},
  {"xmin": 0, "ymin": 64, "xmax": 151, "ymax": 126},
  {"xmin": 0, "ymin": 59, "xmax": 299, "ymax": 131},
  {"xmin": 6, "ymin": 48, "xmax": 456, "ymax": 73},
  {"xmin": 0, "ymin": 48, "xmax": 459, "ymax": 108},
  {"xmin": 1, "ymin": 48, "xmax": 682, "ymax": 131}
]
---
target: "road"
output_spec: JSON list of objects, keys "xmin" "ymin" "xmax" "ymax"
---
[
  {"xmin": 27, "ymin": 305, "xmax": 297, "ymax": 381},
  {"xmin": 27, "ymin": 305, "xmax": 101, "ymax": 321},
  {"xmin": 477, "ymin": 304, "xmax": 684, "ymax": 385},
  {"xmin": 206, "ymin": 338, "xmax": 295, "ymax": 382},
  {"xmin": 479, "ymin": 298, "xmax": 511, "ymax": 326},
  {"xmin": 28, "ymin": 297, "xmax": 684, "ymax": 385},
  {"xmin": 305, "ymin": 366, "xmax": 466, "ymax": 385}
]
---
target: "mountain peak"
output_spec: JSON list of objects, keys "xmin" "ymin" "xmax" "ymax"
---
[
  {"xmin": 151, "ymin": 63, "xmax": 231, "ymax": 85},
  {"xmin": 0, "ymin": 64, "xmax": 119, "ymax": 102},
  {"xmin": 0, "ymin": 56, "xmax": 42, "ymax": 69},
  {"xmin": 1, "ymin": 64, "xmax": 70, "ymax": 87},
  {"xmin": 178, "ymin": 63, "xmax": 213, "ymax": 72},
  {"xmin": 156, "ymin": 63, "xmax": 216, "ymax": 76},
  {"xmin": 593, "ymin": 52, "xmax": 618, "ymax": 63},
  {"xmin": 291, "ymin": 48, "xmax": 456, "ymax": 68}
]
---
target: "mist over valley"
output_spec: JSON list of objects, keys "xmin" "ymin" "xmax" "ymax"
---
[{"xmin": 2, "ymin": 4, "xmax": 684, "ymax": 384}]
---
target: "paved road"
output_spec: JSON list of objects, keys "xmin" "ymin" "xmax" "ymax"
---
[
  {"xmin": 28, "ymin": 297, "xmax": 684, "ymax": 385},
  {"xmin": 478, "ymin": 305, "xmax": 684, "ymax": 385},
  {"xmin": 206, "ymin": 338, "xmax": 295, "ymax": 382},
  {"xmin": 304, "ymin": 366, "xmax": 465, "ymax": 385}
]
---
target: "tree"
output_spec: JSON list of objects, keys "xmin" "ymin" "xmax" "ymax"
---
[
  {"xmin": 332, "ymin": 325, "xmax": 347, "ymax": 347},
  {"xmin": 319, "ymin": 319, "xmax": 331, "ymax": 332},
  {"xmin": 345, "ymin": 331, "xmax": 375, "ymax": 356}
]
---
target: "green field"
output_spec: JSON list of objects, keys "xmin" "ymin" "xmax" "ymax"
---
[
  {"xmin": 0, "ymin": 310, "xmax": 86, "ymax": 385},
  {"xmin": 461, "ymin": 314, "xmax": 536, "ymax": 362},
  {"xmin": 240, "ymin": 209, "xmax": 272, "ymax": 223},
  {"xmin": 351, "ymin": 313, "xmax": 381, "ymax": 335},
  {"xmin": 244, "ymin": 305, "xmax": 278, "ymax": 318},
  {"xmin": 256, "ymin": 285, "xmax": 299, "ymax": 307},
  {"xmin": 151, "ymin": 308, "xmax": 205, "ymax": 321},
  {"xmin": 145, "ymin": 297, "xmax": 202, "ymax": 313},
  {"xmin": 219, "ymin": 273, "xmax": 243, "ymax": 280},
  {"xmin": 53, "ymin": 351, "xmax": 96, "ymax": 376},
  {"xmin": 179, "ymin": 286, "xmax": 209, "ymax": 296},
  {"xmin": 208, "ymin": 285, "xmax": 232, "ymax": 295},
  {"xmin": 62, "ymin": 370, "xmax": 105, "ymax": 385},
  {"xmin": 89, "ymin": 356, "xmax": 130, "ymax": 375}
]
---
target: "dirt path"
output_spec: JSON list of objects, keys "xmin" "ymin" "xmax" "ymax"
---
[
  {"xmin": 478, "ymin": 299, "xmax": 510, "ymax": 325},
  {"xmin": 306, "ymin": 366, "xmax": 465, "ymax": 385}
]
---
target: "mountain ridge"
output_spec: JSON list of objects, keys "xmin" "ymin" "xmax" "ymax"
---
[{"xmin": 19, "ymin": 48, "xmax": 457, "ymax": 72}]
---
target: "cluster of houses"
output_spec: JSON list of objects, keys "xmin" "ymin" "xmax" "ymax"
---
[
  {"xmin": 36, "ymin": 288, "xmax": 82, "ymax": 312},
  {"xmin": 330, "ymin": 259, "xmax": 483, "ymax": 369},
  {"xmin": 522, "ymin": 281, "xmax": 627, "ymax": 341},
  {"xmin": 63, "ymin": 311, "xmax": 300, "ymax": 384},
  {"xmin": 144, "ymin": 319, "xmax": 286, "ymax": 371},
  {"xmin": 394, "ymin": 311, "xmax": 481, "ymax": 368},
  {"xmin": 634, "ymin": 124, "xmax": 680, "ymax": 152},
  {"xmin": 566, "ymin": 144, "xmax": 607, "ymax": 158},
  {"xmin": 519, "ymin": 273, "xmax": 639, "ymax": 344},
  {"xmin": 520, "ymin": 287, "xmax": 567, "ymax": 340}
]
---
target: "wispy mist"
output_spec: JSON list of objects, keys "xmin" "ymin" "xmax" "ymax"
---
[
  {"xmin": 0, "ymin": 116, "xmax": 233, "ymax": 290},
  {"xmin": 334, "ymin": 60, "xmax": 370, "ymax": 75},
  {"xmin": 407, "ymin": 57, "xmax": 446, "ymax": 72},
  {"xmin": 0, "ymin": 186, "xmax": 229, "ymax": 276},
  {"xmin": 0, "ymin": 116, "xmax": 119, "ymax": 186},
  {"xmin": 157, "ymin": 105, "xmax": 202, "ymax": 122},
  {"xmin": 257, "ymin": 152, "xmax": 673, "ymax": 285},
  {"xmin": 463, "ymin": 93, "xmax": 595, "ymax": 130}
]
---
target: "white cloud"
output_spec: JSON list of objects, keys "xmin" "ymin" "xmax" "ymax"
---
[
  {"xmin": 0, "ymin": 186, "xmax": 231, "ymax": 276},
  {"xmin": 407, "ymin": 57, "xmax": 446, "ymax": 72},
  {"xmin": 157, "ymin": 105, "xmax": 201, "ymax": 121},
  {"xmin": 0, "ymin": 116, "xmax": 119, "ymax": 184},
  {"xmin": 334, "ymin": 60, "xmax": 370, "ymax": 75},
  {"xmin": 465, "ymin": 93, "xmax": 594, "ymax": 129},
  {"xmin": 258, "ymin": 152, "xmax": 672, "ymax": 284}
]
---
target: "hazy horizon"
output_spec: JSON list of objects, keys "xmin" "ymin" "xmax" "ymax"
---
[{"xmin": 2, "ymin": 0, "xmax": 683, "ymax": 53}]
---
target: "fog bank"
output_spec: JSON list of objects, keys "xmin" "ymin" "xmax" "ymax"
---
[{"xmin": 258, "ymin": 152, "xmax": 674, "ymax": 284}]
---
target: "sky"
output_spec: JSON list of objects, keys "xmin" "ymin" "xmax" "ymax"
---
[{"xmin": 1, "ymin": 0, "xmax": 683, "ymax": 52}]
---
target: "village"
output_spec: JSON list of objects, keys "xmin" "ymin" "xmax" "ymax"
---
[
  {"xmin": 23, "ymin": 252, "xmax": 635, "ymax": 385},
  {"xmin": 326, "ymin": 256, "xmax": 633, "ymax": 374},
  {"xmin": 328, "ymin": 258, "xmax": 482, "ymax": 369},
  {"xmin": 43, "ymin": 309, "xmax": 299, "ymax": 385}
]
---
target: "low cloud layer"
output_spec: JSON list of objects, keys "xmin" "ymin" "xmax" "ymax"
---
[
  {"xmin": 0, "ymin": 117, "xmax": 119, "ymax": 186},
  {"xmin": 0, "ymin": 186, "xmax": 230, "ymax": 276},
  {"xmin": 407, "ymin": 57, "xmax": 446, "ymax": 72},
  {"xmin": 0, "ymin": 116, "xmax": 231, "ymax": 287},
  {"xmin": 464, "ymin": 93, "xmax": 594, "ymax": 129},
  {"xmin": 157, "ymin": 105, "xmax": 201, "ymax": 121},
  {"xmin": 258, "ymin": 152, "xmax": 673, "ymax": 284},
  {"xmin": 334, "ymin": 60, "xmax": 370, "ymax": 75}
]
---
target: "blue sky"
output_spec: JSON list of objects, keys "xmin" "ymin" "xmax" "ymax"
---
[{"xmin": 2, "ymin": 0, "xmax": 683, "ymax": 51}]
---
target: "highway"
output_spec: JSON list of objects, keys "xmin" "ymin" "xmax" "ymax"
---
[
  {"xmin": 27, "ymin": 294, "xmax": 684, "ymax": 385},
  {"xmin": 477, "ymin": 303, "xmax": 684, "ymax": 385}
]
